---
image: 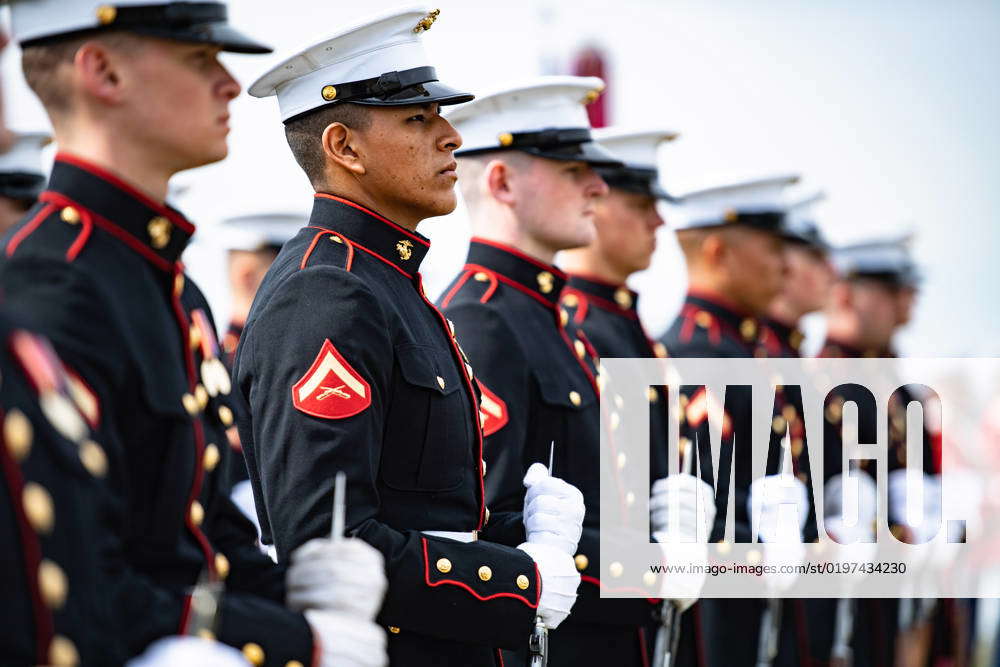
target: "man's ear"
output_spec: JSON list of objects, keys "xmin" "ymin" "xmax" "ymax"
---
[
  {"xmin": 702, "ymin": 231, "xmax": 726, "ymax": 267},
  {"xmin": 322, "ymin": 123, "xmax": 365, "ymax": 176},
  {"xmin": 485, "ymin": 158, "xmax": 516, "ymax": 206},
  {"xmin": 75, "ymin": 41, "xmax": 126, "ymax": 105}
]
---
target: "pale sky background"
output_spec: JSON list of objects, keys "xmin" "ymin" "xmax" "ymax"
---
[{"xmin": 3, "ymin": 1, "xmax": 998, "ymax": 355}]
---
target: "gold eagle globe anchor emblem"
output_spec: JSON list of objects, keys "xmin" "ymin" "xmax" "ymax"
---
[{"xmin": 396, "ymin": 239, "xmax": 414, "ymax": 261}]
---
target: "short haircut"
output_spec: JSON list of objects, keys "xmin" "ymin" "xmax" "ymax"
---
[
  {"xmin": 21, "ymin": 31, "xmax": 143, "ymax": 115},
  {"xmin": 456, "ymin": 150, "xmax": 534, "ymax": 210},
  {"xmin": 284, "ymin": 103, "xmax": 372, "ymax": 188}
]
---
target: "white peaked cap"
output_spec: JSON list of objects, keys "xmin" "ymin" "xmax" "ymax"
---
[
  {"xmin": 5, "ymin": 0, "xmax": 270, "ymax": 54},
  {"xmin": 0, "ymin": 131, "xmax": 50, "ymax": 176},
  {"xmin": 591, "ymin": 127, "xmax": 678, "ymax": 171},
  {"xmin": 445, "ymin": 76, "xmax": 620, "ymax": 166},
  {"xmin": 833, "ymin": 233, "xmax": 921, "ymax": 286},
  {"xmin": 212, "ymin": 211, "xmax": 309, "ymax": 252},
  {"xmin": 249, "ymin": 5, "xmax": 471, "ymax": 122},
  {"xmin": 670, "ymin": 173, "xmax": 801, "ymax": 231},
  {"xmin": 783, "ymin": 191, "xmax": 829, "ymax": 248}
]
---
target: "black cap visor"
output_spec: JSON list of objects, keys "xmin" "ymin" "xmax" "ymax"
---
[
  {"xmin": 132, "ymin": 21, "xmax": 272, "ymax": 53},
  {"xmin": 0, "ymin": 172, "xmax": 45, "ymax": 202},
  {"xmin": 598, "ymin": 166, "xmax": 676, "ymax": 202},
  {"xmin": 353, "ymin": 80, "xmax": 474, "ymax": 108}
]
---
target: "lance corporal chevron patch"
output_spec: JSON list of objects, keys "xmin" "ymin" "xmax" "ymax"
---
[{"xmin": 292, "ymin": 339, "xmax": 371, "ymax": 419}]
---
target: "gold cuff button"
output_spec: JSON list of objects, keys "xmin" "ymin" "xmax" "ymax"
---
[
  {"xmin": 182, "ymin": 392, "xmax": 199, "ymax": 416},
  {"xmin": 478, "ymin": 565, "xmax": 492, "ymax": 581},
  {"xmin": 474, "ymin": 271, "xmax": 489, "ymax": 282},
  {"xmin": 95, "ymin": 4, "xmax": 117, "ymax": 25},
  {"xmin": 574, "ymin": 340, "xmax": 586, "ymax": 359},
  {"xmin": 574, "ymin": 554, "xmax": 589, "ymax": 571},
  {"xmin": 516, "ymin": 574, "xmax": 530, "ymax": 590},
  {"xmin": 436, "ymin": 376, "xmax": 446, "ymax": 390},
  {"xmin": 388, "ymin": 626, "xmax": 401, "ymax": 634},
  {"xmin": 559, "ymin": 309, "xmax": 569, "ymax": 327},
  {"xmin": 49, "ymin": 635, "xmax": 80, "ymax": 666},
  {"xmin": 218, "ymin": 405, "xmax": 234, "ymax": 426},
  {"xmin": 653, "ymin": 342, "xmax": 668, "ymax": 358},
  {"xmin": 436, "ymin": 557, "xmax": 452, "ymax": 574},
  {"xmin": 287, "ymin": 662, "xmax": 305, "ymax": 667},
  {"xmin": 568, "ymin": 391, "xmax": 581, "ymax": 406},
  {"xmin": 79, "ymin": 440, "xmax": 108, "ymax": 478},
  {"xmin": 562, "ymin": 293, "xmax": 579, "ymax": 308},
  {"xmin": 321, "ymin": 85, "xmax": 338, "ymax": 101}
]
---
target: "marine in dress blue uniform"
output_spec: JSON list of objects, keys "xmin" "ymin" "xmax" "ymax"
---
[{"xmin": 232, "ymin": 9, "xmax": 551, "ymax": 666}]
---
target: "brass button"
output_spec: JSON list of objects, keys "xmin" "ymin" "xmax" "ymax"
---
[
  {"xmin": 203, "ymin": 443, "xmax": 220, "ymax": 472},
  {"xmin": 474, "ymin": 271, "xmax": 489, "ymax": 282},
  {"xmin": 574, "ymin": 339, "xmax": 586, "ymax": 359},
  {"xmin": 181, "ymin": 393, "xmax": 199, "ymax": 416},
  {"xmin": 39, "ymin": 559, "xmax": 68, "ymax": 609},
  {"xmin": 436, "ymin": 376, "xmax": 446, "ymax": 390},
  {"xmin": 625, "ymin": 491, "xmax": 636, "ymax": 507},
  {"xmin": 218, "ymin": 405, "xmax": 234, "ymax": 426},
  {"xmin": 197, "ymin": 629, "xmax": 215, "ymax": 641},
  {"xmin": 562, "ymin": 293, "xmax": 579, "ymax": 308},
  {"xmin": 95, "ymin": 4, "xmax": 117, "ymax": 25},
  {"xmin": 49, "ymin": 635, "xmax": 80, "ymax": 666},
  {"xmin": 480, "ymin": 458, "xmax": 487, "ymax": 476},
  {"xmin": 174, "ymin": 272, "xmax": 185, "ymax": 295},
  {"xmin": 740, "ymin": 318, "xmax": 757, "ymax": 341},
  {"xmin": 478, "ymin": 565, "xmax": 492, "ymax": 581},
  {"xmin": 484, "ymin": 506, "xmax": 490, "ymax": 524},
  {"xmin": 653, "ymin": 342, "xmax": 668, "ymax": 358},
  {"xmin": 436, "ymin": 557, "xmax": 452, "ymax": 574},
  {"xmin": 568, "ymin": 391, "xmax": 581, "ymax": 406},
  {"xmin": 791, "ymin": 438, "xmax": 804, "ymax": 458},
  {"xmin": 614, "ymin": 287, "xmax": 633, "ymax": 309},
  {"xmin": 321, "ymin": 85, "xmax": 338, "ymax": 101},
  {"xmin": 584, "ymin": 88, "xmax": 601, "ymax": 103},
  {"xmin": 782, "ymin": 404, "xmax": 797, "ymax": 422},
  {"xmin": 148, "ymin": 216, "xmax": 172, "ymax": 249},
  {"xmin": 189, "ymin": 500, "xmax": 205, "ymax": 526},
  {"xmin": 516, "ymin": 574, "xmax": 530, "ymax": 590},
  {"xmin": 647, "ymin": 387, "xmax": 659, "ymax": 403},
  {"xmin": 215, "ymin": 553, "xmax": 230, "ymax": 579},
  {"xmin": 694, "ymin": 311, "xmax": 712, "ymax": 328},
  {"xmin": 242, "ymin": 642, "xmax": 265, "ymax": 666},
  {"xmin": 616, "ymin": 452, "xmax": 627, "ymax": 469},
  {"xmin": 388, "ymin": 626, "xmax": 401, "ymax": 635},
  {"xmin": 609, "ymin": 561, "xmax": 624, "ymax": 578},
  {"xmin": 559, "ymin": 309, "xmax": 569, "ymax": 327},
  {"xmin": 536, "ymin": 271, "xmax": 554, "ymax": 294},
  {"xmin": 60, "ymin": 206, "xmax": 80, "ymax": 224},
  {"xmin": 643, "ymin": 571, "xmax": 658, "ymax": 587},
  {"xmin": 79, "ymin": 440, "xmax": 108, "ymax": 478},
  {"xmin": 497, "ymin": 132, "xmax": 514, "ymax": 147},
  {"xmin": 23, "ymin": 482, "xmax": 55, "ymax": 534},
  {"xmin": 574, "ymin": 554, "xmax": 589, "ymax": 571},
  {"xmin": 465, "ymin": 363, "xmax": 474, "ymax": 378},
  {"xmin": 195, "ymin": 384, "xmax": 209, "ymax": 410},
  {"xmin": 329, "ymin": 234, "xmax": 343, "ymax": 244},
  {"xmin": 4, "ymin": 409, "xmax": 32, "ymax": 462}
]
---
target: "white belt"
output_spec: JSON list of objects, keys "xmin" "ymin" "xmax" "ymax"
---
[{"xmin": 422, "ymin": 530, "xmax": 478, "ymax": 543}]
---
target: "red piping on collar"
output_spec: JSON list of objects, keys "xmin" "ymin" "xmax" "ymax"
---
[
  {"xmin": 314, "ymin": 193, "xmax": 428, "ymax": 246},
  {"xmin": 305, "ymin": 225, "xmax": 412, "ymax": 279},
  {"xmin": 469, "ymin": 237, "xmax": 566, "ymax": 277},
  {"xmin": 463, "ymin": 263, "xmax": 555, "ymax": 310},
  {"xmin": 5, "ymin": 203, "xmax": 56, "ymax": 258},
  {"xmin": 439, "ymin": 269, "xmax": 473, "ymax": 309},
  {"xmin": 54, "ymin": 152, "xmax": 192, "ymax": 232},
  {"xmin": 566, "ymin": 270, "xmax": 629, "ymax": 290},
  {"xmin": 40, "ymin": 191, "xmax": 174, "ymax": 272},
  {"xmin": 568, "ymin": 285, "xmax": 639, "ymax": 320}
]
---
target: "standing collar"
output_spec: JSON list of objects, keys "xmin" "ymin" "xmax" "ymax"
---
[
  {"xmin": 684, "ymin": 289, "xmax": 761, "ymax": 347},
  {"xmin": 566, "ymin": 273, "xmax": 639, "ymax": 316},
  {"xmin": 41, "ymin": 153, "xmax": 195, "ymax": 268},
  {"xmin": 820, "ymin": 336, "xmax": 886, "ymax": 358},
  {"xmin": 762, "ymin": 317, "xmax": 804, "ymax": 354},
  {"xmin": 309, "ymin": 194, "xmax": 430, "ymax": 276},
  {"xmin": 466, "ymin": 238, "xmax": 565, "ymax": 307}
]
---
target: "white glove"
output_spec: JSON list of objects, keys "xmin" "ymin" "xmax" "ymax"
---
[
  {"xmin": 653, "ymin": 542, "xmax": 709, "ymax": 611},
  {"xmin": 517, "ymin": 541, "xmax": 580, "ymax": 629},
  {"xmin": 126, "ymin": 636, "xmax": 248, "ymax": 666},
  {"xmin": 287, "ymin": 538, "xmax": 387, "ymax": 619},
  {"xmin": 305, "ymin": 609, "xmax": 387, "ymax": 667},
  {"xmin": 748, "ymin": 474, "xmax": 809, "ymax": 543},
  {"xmin": 522, "ymin": 462, "xmax": 585, "ymax": 555},
  {"xmin": 824, "ymin": 472, "xmax": 877, "ymax": 543},
  {"xmin": 888, "ymin": 469, "xmax": 942, "ymax": 543},
  {"xmin": 650, "ymin": 474, "xmax": 716, "ymax": 543}
]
